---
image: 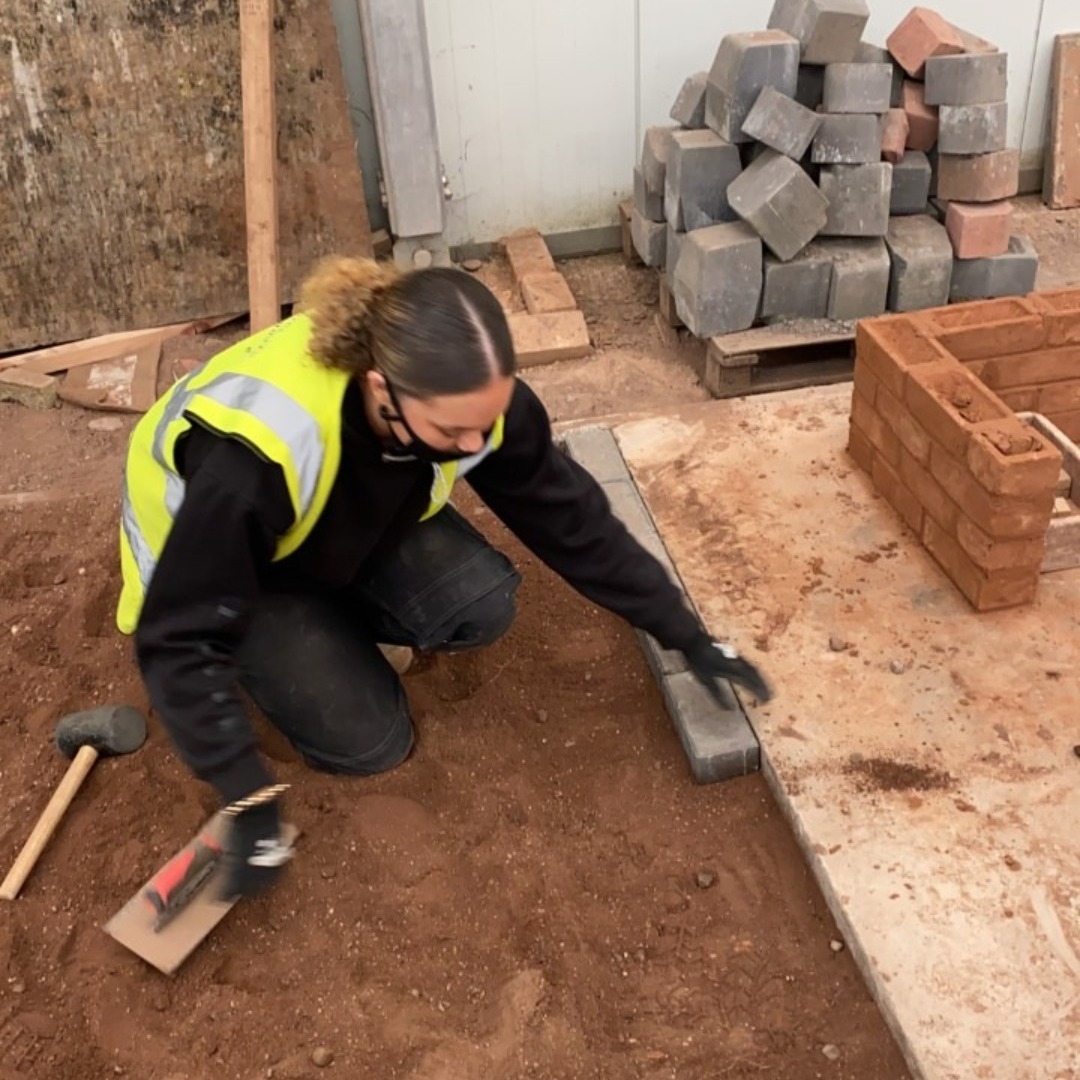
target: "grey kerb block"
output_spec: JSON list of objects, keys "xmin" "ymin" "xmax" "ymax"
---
[
  {"xmin": 938, "ymin": 103, "xmax": 1008, "ymax": 155},
  {"xmin": 728, "ymin": 149, "xmax": 828, "ymax": 261},
  {"xmin": 885, "ymin": 215, "xmax": 953, "ymax": 312},
  {"xmin": 950, "ymin": 235, "xmax": 1039, "ymax": 302},
  {"xmin": 664, "ymin": 130, "xmax": 742, "ymax": 231},
  {"xmin": 761, "ymin": 242, "xmax": 833, "ymax": 319},
  {"xmin": 705, "ymin": 30, "xmax": 800, "ymax": 144},
  {"xmin": 855, "ymin": 42, "xmax": 904, "ymax": 106},
  {"xmin": 670, "ymin": 71, "xmax": 708, "ymax": 128},
  {"xmin": 822, "ymin": 63, "xmax": 894, "ymax": 113},
  {"xmin": 633, "ymin": 166, "xmax": 664, "ymax": 223},
  {"xmin": 560, "ymin": 426, "xmax": 760, "ymax": 782},
  {"xmin": 741, "ymin": 85, "xmax": 823, "ymax": 159},
  {"xmin": 665, "ymin": 225, "xmax": 685, "ymax": 287},
  {"xmin": 641, "ymin": 125, "xmax": 677, "ymax": 194},
  {"xmin": 673, "ymin": 221, "xmax": 763, "ymax": 337},
  {"xmin": 822, "ymin": 237, "xmax": 890, "ymax": 319},
  {"xmin": 924, "ymin": 52, "xmax": 1008, "ymax": 106},
  {"xmin": 812, "ymin": 113, "xmax": 882, "ymax": 164},
  {"xmin": 631, "ymin": 210, "xmax": 667, "ymax": 268},
  {"xmin": 819, "ymin": 162, "xmax": 893, "ymax": 236},
  {"xmin": 890, "ymin": 150, "xmax": 932, "ymax": 215},
  {"xmin": 767, "ymin": 0, "xmax": 870, "ymax": 66}
]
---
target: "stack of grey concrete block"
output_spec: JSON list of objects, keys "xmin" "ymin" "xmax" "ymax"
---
[{"xmin": 628, "ymin": 0, "xmax": 1038, "ymax": 340}]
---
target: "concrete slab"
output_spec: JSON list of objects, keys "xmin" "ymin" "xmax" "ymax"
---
[{"xmin": 613, "ymin": 386, "xmax": 1080, "ymax": 1080}]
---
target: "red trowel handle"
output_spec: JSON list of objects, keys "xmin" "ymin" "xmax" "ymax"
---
[{"xmin": 144, "ymin": 834, "xmax": 222, "ymax": 917}]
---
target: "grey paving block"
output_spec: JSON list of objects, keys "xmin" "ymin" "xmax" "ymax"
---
[
  {"xmin": 950, "ymin": 235, "xmax": 1039, "ymax": 302},
  {"xmin": 885, "ymin": 214, "xmax": 953, "ymax": 311},
  {"xmin": 822, "ymin": 62, "xmax": 894, "ymax": 113},
  {"xmin": 924, "ymin": 52, "xmax": 1008, "ymax": 106},
  {"xmin": 670, "ymin": 70, "xmax": 708, "ymax": 128},
  {"xmin": 811, "ymin": 113, "xmax": 882, "ymax": 164},
  {"xmin": 742, "ymin": 85, "xmax": 823, "ymax": 159},
  {"xmin": 641, "ymin": 125, "xmax": 678, "ymax": 193},
  {"xmin": 661, "ymin": 671, "xmax": 760, "ymax": 782},
  {"xmin": 728, "ymin": 149, "xmax": 829, "ymax": 261},
  {"xmin": 761, "ymin": 241, "xmax": 833, "ymax": 318},
  {"xmin": 767, "ymin": 0, "xmax": 869, "ymax": 65},
  {"xmin": 938, "ymin": 102, "xmax": 1008, "ymax": 155},
  {"xmin": 890, "ymin": 150, "xmax": 932, "ymax": 215},
  {"xmin": 821, "ymin": 237, "xmax": 890, "ymax": 318},
  {"xmin": 819, "ymin": 163, "xmax": 893, "ymax": 236},
  {"xmin": 561, "ymin": 426, "xmax": 629, "ymax": 485},
  {"xmin": 854, "ymin": 42, "xmax": 904, "ymax": 106},
  {"xmin": 562, "ymin": 426, "xmax": 758, "ymax": 783},
  {"xmin": 633, "ymin": 165, "xmax": 664, "ymax": 223},
  {"xmin": 672, "ymin": 221, "xmax": 763, "ymax": 338},
  {"xmin": 664, "ymin": 129, "xmax": 743, "ymax": 231},
  {"xmin": 705, "ymin": 30, "xmax": 800, "ymax": 144},
  {"xmin": 631, "ymin": 209, "xmax": 667, "ymax": 268},
  {"xmin": 795, "ymin": 64, "xmax": 826, "ymax": 109}
]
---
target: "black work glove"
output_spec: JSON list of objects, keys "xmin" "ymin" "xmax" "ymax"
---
[
  {"xmin": 216, "ymin": 799, "xmax": 293, "ymax": 901},
  {"xmin": 683, "ymin": 633, "xmax": 774, "ymax": 710}
]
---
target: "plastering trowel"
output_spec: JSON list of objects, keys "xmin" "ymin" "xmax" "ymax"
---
[{"xmin": 103, "ymin": 812, "xmax": 298, "ymax": 974}]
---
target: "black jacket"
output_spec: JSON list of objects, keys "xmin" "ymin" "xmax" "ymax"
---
[{"xmin": 135, "ymin": 377, "xmax": 703, "ymax": 801}]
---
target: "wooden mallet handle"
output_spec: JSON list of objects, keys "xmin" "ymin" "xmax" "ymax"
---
[{"xmin": 0, "ymin": 744, "xmax": 100, "ymax": 900}]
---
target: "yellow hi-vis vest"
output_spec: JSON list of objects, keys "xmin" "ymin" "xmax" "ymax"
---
[{"xmin": 116, "ymin": 313, "xmax": 505, "ymax": 634}]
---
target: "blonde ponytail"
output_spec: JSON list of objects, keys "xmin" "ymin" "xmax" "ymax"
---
[{"xmin": 299, "ymin": 256, "xmax": 401, "ymax": 374}]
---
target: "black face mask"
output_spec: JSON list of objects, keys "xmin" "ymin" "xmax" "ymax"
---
[{"xmin": 378, "ymin": 378, "xmax": 493, "ymax": 464}]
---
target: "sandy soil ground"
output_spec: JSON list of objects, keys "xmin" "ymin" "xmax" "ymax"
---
[{"xmin": 0, "ymin": 255, "xmax": 910, "ymax": 1080}]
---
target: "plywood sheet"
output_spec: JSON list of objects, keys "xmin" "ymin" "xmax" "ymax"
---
[
  {"xmin": 1044, "ymin": 32, "xmax": 1080, "ymax": 210},
  {"xmin": 0, "ymin": 0, "xmax": 371, "ymax": 352}
]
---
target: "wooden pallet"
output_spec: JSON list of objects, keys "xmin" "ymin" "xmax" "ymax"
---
[{"xmin": 704, "ymin": 319, "xmax": 857, "ymax": 398}]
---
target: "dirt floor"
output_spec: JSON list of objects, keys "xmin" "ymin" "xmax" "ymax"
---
[{"xmin": 0, "ymin": 255, "xmax": 911, "ymax": 1080}]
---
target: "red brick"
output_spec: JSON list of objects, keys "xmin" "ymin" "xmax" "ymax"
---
[
  {"xmin": 1046, "ymin": 409, "xmax": 1080, "ymax": 442},
  {"xmin": 929, "ymin": 441, "xmax": 1056, "ymax": 538},
  {"xmin": 993, "ymin": 385, "xmax": 1040, "ymax": 411},
  {"xmin": 978, "ymin": 346, "xmax": 1080, "ymax": 391},
  {"xmin": 882, "ymin": 108, "xmax": 910, "ymax": 164},
  {"xmin": 905, "ymin": 362, "xmax": 1012, "ymax": 458},
  {"xmin": 955, "ymin": 515, "xmax": 1047, "ymax": 573},
  {"xmin": 856, "ymin": 316, "xmax": 953, "ymax": 399},
  {"xmin": 945, "ymin": 201, "xmax": 1012, "ymax": 259},
  {"xmin": 501, "ymin": 228, "xmax": 556, "ymax": 283},
  {"xmin": 1044, "ymin": 33, "xmax": 1080, "ymax": 211},
  {"xmin": 887, "ymin": 7, "xmax": 965, "ymax": 78},
  {"xmin": 921, "ymin": 515, "xmax": 986, "ymax": 606},
  {"xmin": 922, "ymin": 516, "xmax": 1041, "ymax": 611},
  {"xmin": 1037, "ymin": 378, "xmax": 1080, "ymax": 414},
  {"xmin": 872, "ymin": 454, "xmax": 924, "ymax": 533},
  {"xmin": 852, "ymin": 356, "xmax": 881, "ymax": 406},
  {"xmin": 926, "ymin": 301, "xmax": 1046, "ymax": 360},
  {"xmin": 1029, "ymin": 290, "xmax": 1080, "ymax": 346},
  {"xmin": 848, "ymin": 422, "xmax": 876, "ymax": 474},
  {"xmin": 966, "ymin": 419, "xmax": 1063, "ymax": 497},
  {"xmin": 899, "ymin": 448, "xmax": 959, "ymax": 532},
  {"xmin": 975, "ymin": 570, "xmax": 1040, "ymax": 611},
  {"xmin": 851, "ymin": 390, "xmax": 900, "ymax": 465},
  {"xmin": 901, "ymin": 80, "xmax": 939, "ymax": 151},
  {"xmin": 877, "ymin": 381, "xmax": 932, "ymax": 464},
  {"xmin": 937, "ymin": 150, "xmax": 1020, "ymax": 203}
]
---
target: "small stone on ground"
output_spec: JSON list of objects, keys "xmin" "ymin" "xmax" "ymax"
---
[
  {"xmin": 89, "ymin": 417, "xmax": 125, "ymax": 432},
  {"xmin": 829, "ymin": 636, "xmax": 848, "ymax": 652},
  {"xmin": 822, "ymin": 1044, "xmax": 841, "ymax": 1061},
  {"xmin": 695, "ymin": 870, "xmax": 716, "ymax": 889},
  {"xmin": 462, "ymin": 258, "xmax": 484, "ymax": 272},
  {"xmin": 312, "ymin": 1047, "xmax": 334, "ymax": 1067}
]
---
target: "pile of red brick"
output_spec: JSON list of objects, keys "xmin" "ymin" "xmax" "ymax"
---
[{"xmin": 848, "ymin": 288, "xmax": 1080, "ymax": 610}]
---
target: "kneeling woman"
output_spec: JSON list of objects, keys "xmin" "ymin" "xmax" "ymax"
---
[{"xmin": 117, "ymin": 258, "xmax": 772, "ymax": 896}]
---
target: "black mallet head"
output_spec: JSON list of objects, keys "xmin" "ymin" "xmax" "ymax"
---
[{"xmin": 54, "ymin": 705, "xmax": 147, "ymax": 759}]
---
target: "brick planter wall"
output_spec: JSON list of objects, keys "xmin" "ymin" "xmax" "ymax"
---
[{"xmin": 848, "ymin": 290, "xmax": 1080, "ymax": 611}]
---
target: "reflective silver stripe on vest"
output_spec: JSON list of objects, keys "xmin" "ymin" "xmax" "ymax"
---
[
  {"xmin": 155, "ymin": 371, "xmax": 324, "ymax": 516},
  {"xmin": 125, "ymin": 371, "xmax": 327, "ymax": 599},
  {"xmin": 121, "ymin": 487, "xmax": 156, "ymax": 590}
]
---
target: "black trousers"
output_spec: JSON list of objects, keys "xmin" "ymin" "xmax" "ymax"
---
[{"xmin": 236, "ymin": 507, "xmax": 521, "ymax": 775}]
